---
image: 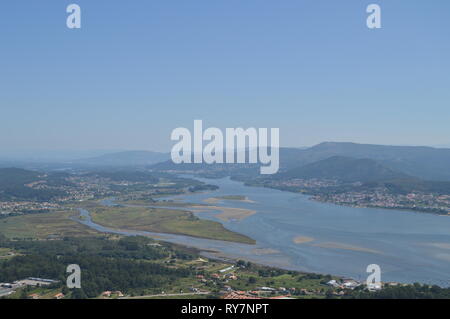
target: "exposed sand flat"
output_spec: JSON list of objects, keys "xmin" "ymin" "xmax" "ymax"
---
[
  {"xmin": 293, "ymin": 236, "xmax": 315, "ymax": 244},
  {"xmin": 311, "ymin": 242, "xmax": 381, "ymax": 254},
  {"xmin": 251, "ymin": 248, "xmax": 281, "ymax": 255},
  {"xmin": 192, "ymin": 205, "xmax": 256, "ymax": 222},
  {"xmin": 435, "ymin": 253, "xmax": 450, "ymax": 262},
  {"xmin": 424, "ymin": 243, "xmax": 450, "ymax": 250},
  {"xmin": 197, "ymin": 258, "xmax": 208, "ymax": 263},
  {"xmin": 203, "ymin": 196, "xmax": 256, "ymax": 204},
  {"xmin": 203, "ymin": 198, "xmax": 221, "ymax": 204}
]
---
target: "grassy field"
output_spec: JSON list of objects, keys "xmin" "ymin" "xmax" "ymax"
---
[
  {"xmin": 203, "ymin": 195, "xmax": 256, "ymax": 205},
  {"xmin": 217, "ymin": 195, "xmax": 247, "ymax": 201},
  {"xmin": 0, "ymin": 210, "xmax": 101, "ymax": 239},
  {"xmin": 117, "ymin": 199, "xmax": 202, "ymax": 207},
  {"xmin": 89, "ymin": 206, "xmax": 255, "ymax": 244},
  {"xmin": 6, "ymin": 287, "xmax": 63, "ymax": 299},
  {"xmin": 0, "ymin": 248, "xmax": 11, "ymax": 255},
  {"xmin": 0, "ymin": 247, "xmax": 15, "ymax": 261}
]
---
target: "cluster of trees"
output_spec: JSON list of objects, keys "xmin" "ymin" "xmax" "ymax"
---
[
  {"xmin": 84, "ymin": 171, "xmax": 159, "ymax": 184},
  {"xmin": 0, "ymin": 168, "xmax": 41, "ymax": 188},
  {"xmin": 188, "ymin": 184, "xmax": 219, "ymax": 192},
  {"xmin": 0, "ymin": 168, "xmax": 71, "ymax": 202},
  {"xmin": 347, "ymin": 283, "xmax": 450, "ymax": 299},
  {"xmin": 2, "ymin": 236, "xmax": 169, "ymax": 261},
  {"xmin": 0, "ymin": 236, "xmax": 195, "ymax": 298},
  {"xmin": 0, "ymin": 187, "xmax": 66, "ymax": 202},
  {"xmin": 255, "ymin": 267, "xmax": 321, "ymax": 279}
]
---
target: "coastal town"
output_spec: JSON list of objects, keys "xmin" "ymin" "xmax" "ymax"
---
[
  {"xmin": 0, "ymin": 171, "xmax": 195, "ymax": 216},
  {"xmin": 261, "ymin": 178, "xmax": 450, "ymax": 215},
  {"xmin": 313, "ymin": 188, "xmax": 450, "ymax": 214}
]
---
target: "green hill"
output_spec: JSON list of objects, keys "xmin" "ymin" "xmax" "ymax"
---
[
  {"xmin": 0, "ymin": 168, "xmax": 65, "ymax": 201},
  {"xmin": 150, "ymin": 142, "xmax": 450, "ymax": 182},
  {"xmin": 280, "ymin": 156, "xmax": 409, "ymax": 182},
  {"xmin": 274, "ymin": 156, "xmax": 450, "ymax": 195},
  {"xmin": 0, "ymin": 168, "xmax": 42, "ymax": 188},
  {"xmin": 282, "ymin": 142, "xmax": 450, "ymax": 181}
]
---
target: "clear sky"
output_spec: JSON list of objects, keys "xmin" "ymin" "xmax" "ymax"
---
[{"xmin": 1, "ymin": 0, "xmax": 449, "ymax": 153}]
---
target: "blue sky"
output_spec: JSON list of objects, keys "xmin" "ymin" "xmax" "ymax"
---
[{"xmin": 0, "ymin": 0, "xmax": 449, "ymax": 153}]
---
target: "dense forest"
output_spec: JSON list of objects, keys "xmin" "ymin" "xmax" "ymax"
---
[
  {"xmin": 83, "ymin": 171, "xmax": 159, "ymax": 184},
  {"xmin": 0, "ymin": 236, "xmax": 195, "ymax": 298},
  {"xmin": 346, "ymin": 283, "xmax": 450, "ymax": 299},
  {"xmin": 0, "ymin": 168, "xmax": 68, "ymax": 201},
  {"xmin": 2, "ymin": 233, "xmax": 450, "ymax": 299}
]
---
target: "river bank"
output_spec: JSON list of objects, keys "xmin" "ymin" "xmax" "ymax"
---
[{"xmin": 75, "ymin": 176, "xmax": 450, "ymax": 287}]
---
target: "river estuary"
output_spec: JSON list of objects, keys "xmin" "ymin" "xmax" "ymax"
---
[{"xmin": 75, "ymin": 176, "xmax": 450, "ymax": 287}]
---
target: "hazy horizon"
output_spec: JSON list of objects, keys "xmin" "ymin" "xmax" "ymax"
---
[
  {"xmin": 2, "ymin": 141, "xmax": 450, "ymax": 163},
  {"xmin": 1, "ymin": 1, "xmax": 449, "ymax": 153}
]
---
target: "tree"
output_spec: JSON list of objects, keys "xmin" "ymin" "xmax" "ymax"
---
[
  {"xmin": 19, "ymin": 288, "xmax": 29, "ymax": 299},
  {"xmin": 71, "ymin": 288, "xmax": 87, "ymax": 299},
  {"xmin": 325, "ymin": 289, "xmax": 335, "ymax": 299}
]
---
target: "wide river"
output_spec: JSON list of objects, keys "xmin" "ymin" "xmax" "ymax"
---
[{"xmin": 77, "ymin": 176, "xmax": 450, "ymax": 286}]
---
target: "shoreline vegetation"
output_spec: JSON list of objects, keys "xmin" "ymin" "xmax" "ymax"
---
[
  {"xmin": 2, "ymin": 234, "xmax": 450, "ymax": 299},
  {"xmin": 292, "ymin": 236, "xmax": 381, "ymax": 254},
  {"xmin": 0, "ymin": 196, "xmax": 256, "ymax": 245},
  {"xmin": 117, "ymin": 194, "xmax": 258, "ymax": 227},
  {"xmin": 0, "ymin": 235, "xmax": 354, "ymax": 300},
  {"xmin": 3, "ymin": 166, "xmax": 450, "ymax": 298},
  {"xmin": 84, "ymin": 202, "xmax": 255, "ymax": 245},
  {"xmin": 191, "ymin": 205, "xmax": 257, "ymax": 222},
  {"xmin": 1, "ymin": 171, "xmax": 448, "ymax": 293},
  {"xmin": 312, "ymin": 195, "xmax": 450, "ymax": 216},
  {"xmin": 0, "ymin": 210, "xmax": 102, "ymax": 239},
  {"xmin": 2, "ymin": 194, "xmax": 450, "ymax": 297},
  {"xmin": 293, "ymin": 236, "xmax": 314, "ymax": 244},
  {"xmin": 203, "ymin": 195, "xmax": 256, "ymax": 204}
]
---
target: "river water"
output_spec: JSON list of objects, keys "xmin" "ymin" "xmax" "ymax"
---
[{"xmin": 75, "ymin": 176, "xmax": 450, "ymax": 286}]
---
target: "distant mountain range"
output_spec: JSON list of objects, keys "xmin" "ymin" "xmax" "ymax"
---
[
  {"xmin": 149, "ymin": 142, "xmax": 450, "ymax": 182},
  {"xmin": 282, "ymin": 142, "xmax": 450, "ymax": 181},
  {"xmin": 3, "ymin": 140, "xmax": 450, "ymax": 198},
  {"xmin": 2, "ymin": 142, "xmax": 450, "ymax": 183},
  {"xmin": 70, "ymin": 151, "xmax": 170, "ymax": 167},
  {"xmin": 272, "ymin": 155, "xmax": 450, "ymax": 195},
  {"xmin": 278, "ymin": 156, "xmax": 409, "ymax": 182}
]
